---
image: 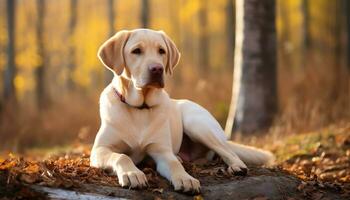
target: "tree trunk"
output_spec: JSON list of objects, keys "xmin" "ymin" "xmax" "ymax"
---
[
  {"xmin": 169, "ymin": 0, "xmax": 182, "ymax": 82},
  {"xmin": 279, "ymin": 0, "xmax": 292, "ymax": 69},
  {"xmin": 330, "ymin": 0, "xmax": 347, "ymax": 103},
  {"xmin": 3, "ymin": 0, "xmax": 16, "ymax": 105},
  {"xmin": 301, "ymin": 0, "xmax": 310, "ymax": 50},
  {"xmin": 104, "ymin": 0, "xmax": 115, "ymax": 85},
  {"xmin": 141, "ymin": 0, "xmax": 149, "ymax": 28},
  {"xmin": 300, "ymin": 0, "xmax": 310, "ymax": 69},
  {"xmin": 345, "ymin": 0, "xmax": 350, "ymax": 113},
  {"xmin": 334, "ymin": 0, "xmax": 341, "ymax": 72},
  {"xmin": 226, "ymin": 0, "xmax": 235, "ymax": 70},
  {"xmin": 345, "ymin": 0, "xmax": 350, "ymax": 72},
  {"xmin": 35, "ymin": 0, "xmax": 49, "ymax": 109},
  {"xmin": 225, "ymin": 0, "xmax": 277, "ymax": 136},
  {"xmin": 67, "ymin": 0, "xmax": 78, "ymax": 90},
  {"xmin": 198, "ymin": 0, "xmax": 209, "ymax": 76}
]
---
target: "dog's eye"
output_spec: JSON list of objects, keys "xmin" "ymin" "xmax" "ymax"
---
[
  {"xmin": 131, "ymin": 48, "xmax": 142, "ymax": 54},
  {"xmin": 159, "ymin": 48, "xmax": 166, "ymax": 55}
]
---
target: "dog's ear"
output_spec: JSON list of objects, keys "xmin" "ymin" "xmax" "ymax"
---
[
  {"xmin": 160, "ymin": 31, "xmax": 180, "ymax": 75},
  {"xmin": 98, "ymin": 30, "xmax": 131, "ymax": 75}
]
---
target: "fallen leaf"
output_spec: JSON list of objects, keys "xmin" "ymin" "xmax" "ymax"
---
[
  {"xmin": 20, "ymin": 173, "xmax": 38, "ymax": 184},
  {"xmin": 194, "ymin": 195, "xmax": 204, "ymax": 200},
  {"xmin": 152, "ymin": 188, "xmax": 163, "ymax": 194},
  {"xmin": 24, "ymin": 163, "xmax": 40, "ymax": 174}
]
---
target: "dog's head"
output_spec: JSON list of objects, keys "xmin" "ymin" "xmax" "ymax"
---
[{"xmin": 98, "ymin": 29, "xmax": 180, "ymax": 89}]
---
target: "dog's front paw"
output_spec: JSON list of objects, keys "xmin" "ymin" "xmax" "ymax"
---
[
  {"xmin": 171, "ymin": 173, "xmax": 200, "ymax": 194},
  {"xmin": 117, "ymin": 169, "xmax": 148, "ymax": 189}
]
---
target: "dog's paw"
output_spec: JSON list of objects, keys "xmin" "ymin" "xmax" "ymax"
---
[
  {"xmin": 117, "ymin": 170, "xmax": 148, "ymax": 189},
  {"xmin": 228, "ymin": 165, "xmax": 248, "ymax": 176},
  {"xmin": 171, "ymin": 173, "xmax": 200, "ymax": 194},
  {"xmin": 227, "ymin": 161, "xmax": 248, "ymax": 176}
]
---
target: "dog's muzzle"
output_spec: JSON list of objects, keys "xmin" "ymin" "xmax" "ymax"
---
[{"xmin": 147, "ymin": 64, "xmax": 164, "ymax": 88}]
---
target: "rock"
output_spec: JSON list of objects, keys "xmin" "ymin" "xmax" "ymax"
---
[{"xmin": 31, "ymin": 174, "xmax": 301, "ymax": 200}]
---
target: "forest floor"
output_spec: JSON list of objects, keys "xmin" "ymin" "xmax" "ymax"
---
[{"xmin": 0, "ymin": 122, "xmax": 350, "ymax": 200}]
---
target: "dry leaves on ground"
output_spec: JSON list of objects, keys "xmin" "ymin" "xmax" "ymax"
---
[
  {"xmin": 279, "ymin": 128, "xmax": 350, "ymax": 198},
  {"xmin": 1, "ymin": 125, "xmax": 350, "ymax": 199}
]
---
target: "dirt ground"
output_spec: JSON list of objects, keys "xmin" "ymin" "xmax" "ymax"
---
[
  {"xmin": 0, "ymin": 157, "xmax": 302, "ymax": 200},
  {"xmin": 0, "ymin": 155, "xmax": 348, "ymax": 199},
  {"xmin": 0, "ymin": 123, "xmax": 350, "ymax": 199}
]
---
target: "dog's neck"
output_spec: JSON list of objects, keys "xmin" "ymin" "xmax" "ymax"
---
[{"xmin": 111, "ymin": 75, "xmax": 165, "ymax": 109}]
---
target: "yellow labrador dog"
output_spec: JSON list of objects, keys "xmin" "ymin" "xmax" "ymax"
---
[{"xmin": 90, "ymin": 29, "xmax": 274, "ymax": 193}]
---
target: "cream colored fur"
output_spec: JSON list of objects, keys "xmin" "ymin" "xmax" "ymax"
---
[{"xmin": 90, "ymin": 29, "xmax": 275, "ymax": 193}]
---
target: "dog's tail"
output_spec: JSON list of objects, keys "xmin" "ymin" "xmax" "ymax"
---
[{"xmin": 226, "ymin": 141, "xmax": 275, "ymax": 166}]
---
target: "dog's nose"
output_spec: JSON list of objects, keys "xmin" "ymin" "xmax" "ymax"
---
[{"xmin": 149, "ymin": 64, "xmax": 164, "ymax": 75}]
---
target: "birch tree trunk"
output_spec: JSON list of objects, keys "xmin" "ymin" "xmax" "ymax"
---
[{"xmin": 225, "ymin": 0, "xmax": 277, "ymax": 137}]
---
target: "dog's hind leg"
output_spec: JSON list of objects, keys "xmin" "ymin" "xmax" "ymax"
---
[
  {"xmin": 178, "ymin": 100, "xmax": 275, "ymax": 169},
  {"xmin": 178, "ymin": 100, "xmax": 248, "ymax": 174}
]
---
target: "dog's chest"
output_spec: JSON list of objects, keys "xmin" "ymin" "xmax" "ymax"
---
[
  {"xmin": 116, "ymin": 107, "xmax": 173, "ymax": 148},
  {"xmin": 103, "ymin": 97, "xmax": 183, "ymax": 155}
]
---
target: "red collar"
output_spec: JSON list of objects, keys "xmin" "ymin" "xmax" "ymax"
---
[
  {"xmin": 113, "ymin": 88, "xmax": 150, "ymax": 109},
  {"xmin": 113, "ymin": 87, "xmax": 126, "ymax": 103}
]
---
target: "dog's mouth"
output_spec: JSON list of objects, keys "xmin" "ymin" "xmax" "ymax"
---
[{"xmin": 145, "ymin": 75, "xmax": 164, "ymax": 88}]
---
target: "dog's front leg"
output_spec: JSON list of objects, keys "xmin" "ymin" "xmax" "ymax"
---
[
  {"xmin": 90, "ymin": 146, "xmax": 148, "ymax": 188},
  {"xmin": 147, "ymin": 144, "xmax": 200, "ymax": 193}
]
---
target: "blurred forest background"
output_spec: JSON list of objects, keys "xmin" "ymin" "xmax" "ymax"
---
[{"xmin": 0, "ymin": 0, "xmax": 349, "ymax": 152}]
